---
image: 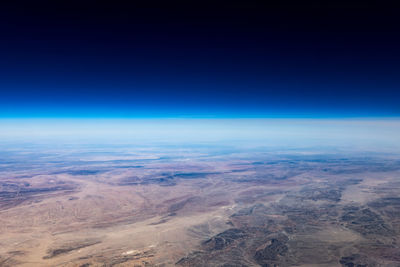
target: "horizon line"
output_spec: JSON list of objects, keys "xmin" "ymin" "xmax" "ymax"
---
[{"xmin": 1, "ymin": 116, "xmax": 400, "ymax": 120}]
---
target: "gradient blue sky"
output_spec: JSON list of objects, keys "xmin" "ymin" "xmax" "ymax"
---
[{"xmin": 0, "ymin": 1, "xmax": 399, "ymax": 118}]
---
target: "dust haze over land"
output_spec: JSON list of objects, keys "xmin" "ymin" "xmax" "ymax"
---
[{"xmin": 1, "ymin": 119, "xmax": 400, "ymax": 266}]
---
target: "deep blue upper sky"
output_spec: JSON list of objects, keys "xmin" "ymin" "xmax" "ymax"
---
[{"xmin": 0, "ymin": 1, "xmax": 399, "ymax": 118}]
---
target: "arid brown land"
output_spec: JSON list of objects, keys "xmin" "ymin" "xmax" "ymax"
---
[{"xmin": 1, "ymin": 145, "xmax": 400, "ymax": 266}]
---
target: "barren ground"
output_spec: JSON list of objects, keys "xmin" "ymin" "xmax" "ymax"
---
[{"xmin": 1, "ymin": 145, "xmax": 400, "ymax": 266}]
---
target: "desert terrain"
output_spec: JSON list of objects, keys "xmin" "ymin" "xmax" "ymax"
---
[{"xmin": 1, "ymin": 143, "xmax": 400, "ymax": 266}]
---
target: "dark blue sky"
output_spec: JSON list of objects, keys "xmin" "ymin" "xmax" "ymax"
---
[{"xmin": 1, "ymin": 1, "xmax": 399, "ymax": 118}]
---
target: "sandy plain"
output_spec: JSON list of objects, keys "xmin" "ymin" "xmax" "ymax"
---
[{"xmin": 1, "ymin": 145, "xmax": 400, "ymax": 266}]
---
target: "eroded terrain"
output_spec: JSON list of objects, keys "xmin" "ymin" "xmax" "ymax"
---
[{"xmin": 1, "ymin": 144, "xmax": 400, "ymax": 266}]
